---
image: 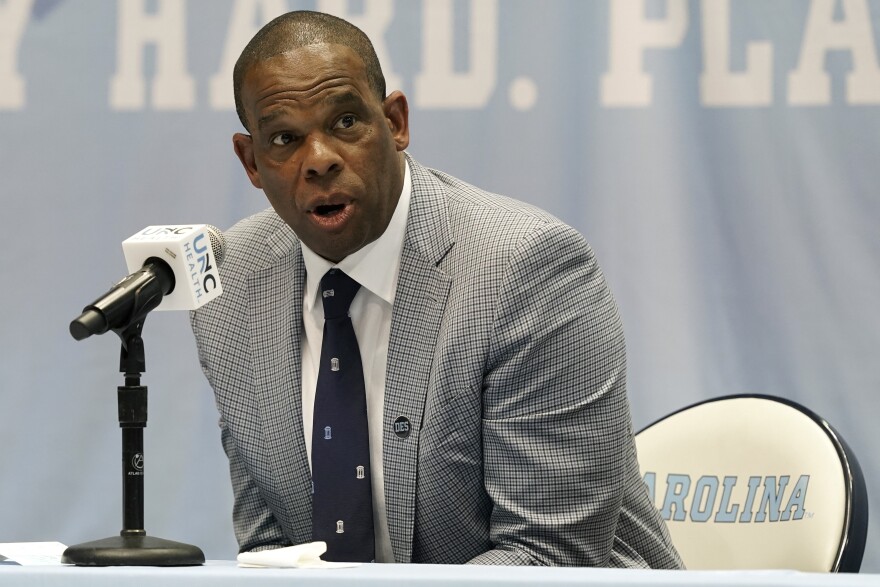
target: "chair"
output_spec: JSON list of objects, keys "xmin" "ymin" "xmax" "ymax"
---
[{"xmin": 634, "ymin": 394, "xmax": 868, "ymax": 572}]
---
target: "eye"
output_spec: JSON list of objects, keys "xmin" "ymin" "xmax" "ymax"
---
[
  {"xmin": 335, "ymin": 114, "xmax": 357, "ymax": 130},
  {"xmin": 271, "ymin": 132, "xmax": 295, "ymax": 146}
]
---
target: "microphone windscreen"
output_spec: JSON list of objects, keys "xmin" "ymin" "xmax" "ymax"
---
[{"xmin": 205, "ymin": 224, "xmax": 226, "ymax": 267}]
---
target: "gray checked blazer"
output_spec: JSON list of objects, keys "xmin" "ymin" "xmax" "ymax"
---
[{"xmin": 191, "ymin": 155, "xmax": 682, "ymax": 568}]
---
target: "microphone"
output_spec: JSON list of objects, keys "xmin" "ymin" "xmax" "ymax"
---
[{"xmin": 70, "ymin": 224, "xmax": 225, "ymax": 341}]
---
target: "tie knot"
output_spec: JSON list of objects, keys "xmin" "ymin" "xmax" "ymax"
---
[{"xmin": 320, "ymin": 269, "xmax": 360, "ymax": 320}]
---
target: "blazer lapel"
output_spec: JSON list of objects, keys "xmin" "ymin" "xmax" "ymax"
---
[
  {"xmin": 247, "ymin": 226, "xmax": 314, "ymax": 544},
  {"xmin": 384, "ymin": 157, "xmax": 454, "ymax": 562}
]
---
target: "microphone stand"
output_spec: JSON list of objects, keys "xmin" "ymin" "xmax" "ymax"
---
[{"xmin": 62, "ymin": 319, "xmax": 204, "ymax": 566}]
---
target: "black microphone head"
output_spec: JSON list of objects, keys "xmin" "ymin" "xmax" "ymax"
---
[
  {"xmin": 205, "ymin": 225, "xmax": 226, "ymax": 267},
  {"xmin": 70, "ymin": 224, "xmax": 226, "ymax": 342},
  {"xmin": 70, "ymin": 308, "xmax": 107, "ymax": 340}
]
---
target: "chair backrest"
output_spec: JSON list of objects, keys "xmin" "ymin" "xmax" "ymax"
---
[{"xmin": 635, "ymin": 394, "xmax": 868, "ymax": 572}]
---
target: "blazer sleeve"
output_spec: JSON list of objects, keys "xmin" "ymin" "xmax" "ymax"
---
[
  {"xmin": 468, "ymin": 221, "xmax": 632, "ymax": 566},
  {"xmin": 191, "ymin": 306, "xmax": 292, "ymax": 555},
  {"xmin": 219, "ymin": 414, "xmax": 292, "ymax": 553}
]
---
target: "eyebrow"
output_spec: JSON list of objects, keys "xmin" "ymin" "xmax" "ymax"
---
[
  {"xmin": 256, "ymin": 110, "xmax": 284, "ymax": 131},
  {"xmin": 323, "ymin": 91, "xmax": 363, "ymax": 108},
  {"xmin": 255, "ymin": 91, "xmax": 365, "ymax": 132}
]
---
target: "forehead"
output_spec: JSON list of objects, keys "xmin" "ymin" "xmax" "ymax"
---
[{"xmin": 241, "ymin": 44, "xmax": 373, "ymax": 119}]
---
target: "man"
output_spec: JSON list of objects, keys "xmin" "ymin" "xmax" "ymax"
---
[{"xmin": 191, "ymin": 10, "xmax": 682, "ymax": 568}]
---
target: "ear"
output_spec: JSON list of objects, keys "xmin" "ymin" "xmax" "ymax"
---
[
  {"xmin": 383, "ymin": 90, "xmax": 410, "ymax": 151},
  {"xmin": 232, "ymin": 133, "xmax": 263, "ymax": 189}
]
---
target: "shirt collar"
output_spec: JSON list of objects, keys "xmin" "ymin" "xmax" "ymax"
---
[{"xmin": 301, "ymin": 159, "xmax": 412, "ymax": 312}]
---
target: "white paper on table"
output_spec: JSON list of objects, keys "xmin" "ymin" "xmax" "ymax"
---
[
  {"xmin": 0, "ymin": 542, "xmax": 67, "ymax": 566},
  {"xmin": 237, "ymin": 541, "xmax": 359, "ymax": 569}
]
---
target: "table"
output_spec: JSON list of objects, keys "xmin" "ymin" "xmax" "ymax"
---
[{"xmin": 1, "ymin": 561, "xmax": 879, "ymax": 587}]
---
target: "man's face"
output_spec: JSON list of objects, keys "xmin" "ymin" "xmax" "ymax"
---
[{"xmin": 233, "ymin": 44, "xmax": 410, "ymax": 263}]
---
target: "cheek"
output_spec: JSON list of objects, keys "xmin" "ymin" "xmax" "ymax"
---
[{"xmin": 259, "ymin": 164, "xmax": 298, "ymax": 203}]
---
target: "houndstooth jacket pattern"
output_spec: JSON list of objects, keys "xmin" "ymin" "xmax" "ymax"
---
[{"xmin": 190, "ymin": 155, "xmax": 683, "ymax": 568}]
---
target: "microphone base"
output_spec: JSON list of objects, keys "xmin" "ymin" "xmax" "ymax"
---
[{"xmin": 61, "ymin": 534, "xmax": 205, "ymax": 566}]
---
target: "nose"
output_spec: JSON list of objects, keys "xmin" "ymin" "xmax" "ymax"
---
[{"xmin": 303, "ymin": 134, "xmax": 342, "ymax": 179}]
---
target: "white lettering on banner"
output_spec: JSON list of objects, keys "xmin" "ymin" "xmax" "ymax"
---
[
  {"xmin": 601, "ymin": 0, "xmax": 688, "ymax": 107},
  {"xmin": 319, "ymin": 0, "xmax": 403, "ymax": 95},
  {"xmin": 788, "ymin": 0, "xmax": 880, "ymax": 105},
  {"xmin": 110, "ymin": 0, "xmax": 196, "ymax": 110},
  {"xmin": 0, "ymin": 0, "xmax": 34, "ymax": 111},
  {"xmin": 415, "ymin": 0, "xmax": 498, "ymax": 109},
  {"xmin": 700, "ymin": 0, "xmax": 772, "ymax": 107},
  {"xmin": 209, "ymin": 0, "xmax": 287, "ymax": 111},
  {"xmin": 603, "ymin": 0, "xmax": 880, "ymax": 107},
  {"xmin": 6, "ymin": 0, "xmax": 880, "ymax": 111}
]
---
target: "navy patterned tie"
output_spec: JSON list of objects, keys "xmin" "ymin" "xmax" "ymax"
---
[{"xmin": 311, "ymin": 269, "xmax": 375, "ymax": 562}]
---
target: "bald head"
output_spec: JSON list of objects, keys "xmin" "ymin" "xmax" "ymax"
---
[{"xmin": 233, "ymin": 11, "xmax": 386, "ymax": 132}]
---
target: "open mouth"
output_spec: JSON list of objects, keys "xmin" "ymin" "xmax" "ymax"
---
[
  {"xmin": 314, "ymin": 203, "xmax": 346, "ymax": 216},
  {"xmin": 308, "ymin": 200, "xmax": 354, "ymax": 230}
]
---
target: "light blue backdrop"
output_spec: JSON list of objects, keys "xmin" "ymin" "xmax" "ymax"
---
[{"xmin": 1, "ymin": 0, "xmax": 878, "ymax": 570}]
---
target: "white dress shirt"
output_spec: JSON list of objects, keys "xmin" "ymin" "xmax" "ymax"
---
[{"xmin": 299, "ymin": 161, "xmax": 412, "ymax": 563}]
